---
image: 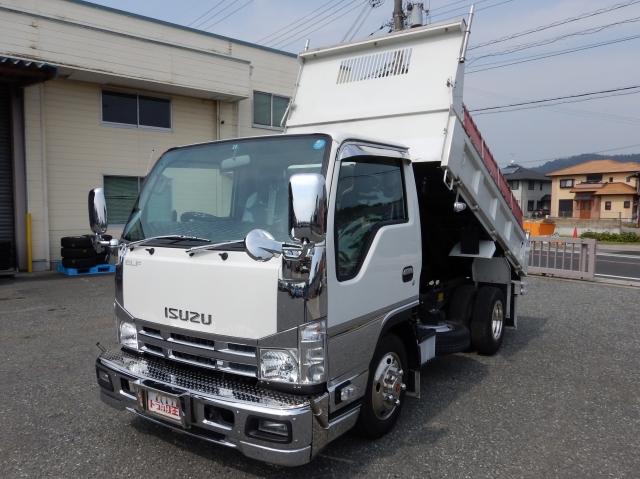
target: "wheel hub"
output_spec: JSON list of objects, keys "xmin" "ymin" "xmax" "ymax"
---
[
  {"xmin": 491, "ymin": 301, "xmax": 504, "ymax": 340},
  {"xmin": 371, "ymin": 352, "xmax": 405, "ymax": 420}
]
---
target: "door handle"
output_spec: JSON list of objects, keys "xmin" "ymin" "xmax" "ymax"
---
[{"xmin": 402, "ymin": 266, "xmax": 413, "ymax": 283}]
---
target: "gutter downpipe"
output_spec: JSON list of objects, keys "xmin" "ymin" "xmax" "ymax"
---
[
  {"xmin": 216, "ymin": 100, "xmax": 221, "ymax": 140},
  {"xmin": 459, "ymin": 4, "xmax": 474, "ymax": 63},
  {"xmin": 39, "ymin": 84, "xmax": 50, "ymax": 270}
]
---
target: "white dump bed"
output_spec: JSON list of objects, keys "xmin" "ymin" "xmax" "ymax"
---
[{"xmin": 285, "ymin": 20, "xmax": 528, "ymax": 274}]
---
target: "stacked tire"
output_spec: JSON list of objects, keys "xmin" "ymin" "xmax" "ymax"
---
[
  {"xmin": 0, "ymin": 240, "xmax": 12, "ymax": 271},
  {"xmin": 60, "ymin": 235, "xmax": 111, "ymax": 269}
]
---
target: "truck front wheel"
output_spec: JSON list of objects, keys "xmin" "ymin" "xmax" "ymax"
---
[
  {"xmin": 470, "ymin": 287, "xmax": 505, "ymax": 355},
  {"xmin": 354, "ymin": 333, "xmax": 408, "ymax": 439}
]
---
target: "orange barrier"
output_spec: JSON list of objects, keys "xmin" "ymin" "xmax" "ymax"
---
[{"xmin": 523, "ymin": 221, "xmax": 556, "ymax": 236}]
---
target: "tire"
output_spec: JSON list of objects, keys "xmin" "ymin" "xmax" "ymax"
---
[
  {"xmin": 62, "ymin": 257, "xmax": 97, "ymax": 269},
  {"xmin": 448, "ymin": 285, "xmax": 478, "ymax": 328},
  {"xmin": 435, "ymin": 322, "xmax": 471, "ymax": 355},
  {"xmin": 61, "ymin": 247, "xmax": 96, "ymax": 259},
  {"xmin": 0, "ymin": 241, "xmax": 10, "ymax": 252},
  {"xmin": 470, "ymin": 287, "xmax": 506, "ymax": 356},
  {"xmin": 354, "ymin": 333, "xmax": 408, "ymax": 439},
  {"xmin": 61, "ymin": 236, "xmax": 93, "ymax": 248}
]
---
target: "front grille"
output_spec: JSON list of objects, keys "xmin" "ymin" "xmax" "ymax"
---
[{"xmin": 137, "ymin": 323, "xmax": 259, "ymax": 378}]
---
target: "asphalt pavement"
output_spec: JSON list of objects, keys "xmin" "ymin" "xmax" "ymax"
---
[{"xmin": 0, "ymin": 271, "xmax": 639, "ymax": 478}]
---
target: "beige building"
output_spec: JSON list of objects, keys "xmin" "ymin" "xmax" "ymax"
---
[
  {"xmin": 546, "ymin": 160, "xmax": 640, "ymax": 220},
  {"xmin": 0, "ymin": 0, "xmax": 299, "ymax": 271}
]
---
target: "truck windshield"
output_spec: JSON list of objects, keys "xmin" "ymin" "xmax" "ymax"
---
[{"xmin": 122, "ymin": 135, "xmax": 330, "ymax": 244}]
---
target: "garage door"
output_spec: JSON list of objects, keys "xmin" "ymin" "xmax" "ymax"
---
[{"xmin": 0, "ymin": 83, "xmax": 15, "ymax": 269}]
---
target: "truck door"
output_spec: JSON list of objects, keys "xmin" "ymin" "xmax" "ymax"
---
[{"xmin": 326, "ymin": 146, "xmax": 421, "ymax": 377}]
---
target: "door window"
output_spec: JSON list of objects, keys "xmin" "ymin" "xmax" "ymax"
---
[{"xmin": 334, "ymin": 158, "xmax": 407, "ymax": 281}]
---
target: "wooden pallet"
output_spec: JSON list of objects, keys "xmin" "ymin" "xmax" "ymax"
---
[{"xmin": 56, "ymin": 263, "xmax": 115, "ymax": 276}]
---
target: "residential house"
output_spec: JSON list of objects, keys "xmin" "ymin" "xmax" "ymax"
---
[
  {"xmin": 0, "ymin": 0, "xmax": 299, "ymax": 271},
  {"xmin": 546, "ymin": 160, "xmax": 640, "ymax": 220},
  {"xmin": 502, "ymin": 164, "xmax": 552, "ymax": 216}
]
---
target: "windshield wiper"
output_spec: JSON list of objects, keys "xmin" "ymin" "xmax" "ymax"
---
[
  {"xmin": 126, "ymin": 235, "xmax": 212, "ymax": 250},
  {"xmin": 185, "ymin": 240, "xmax": 245, "ymax": 256}
]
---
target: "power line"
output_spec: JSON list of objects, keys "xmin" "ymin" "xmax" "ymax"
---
[
  {"xmin": 194, "ymin": 0, "xmax": 241, "ymax": 29},
  {"xmin": 431, "ymin": 0, "xmax": 504, "ymax": 19},
  {"xmin": 469, "ymin": 85, "xmax": 640, "ymax": 113},
  {"xmin": 469, "ymin": 0, "xmax": 640, "ymax": 50},
  {"xmin": 256, "ymin": 0, "xmax": 341, "ymax": 44},
  {"xmin": 263, "ymin": 0, "xmax": 352, "ymax": 47},
  {"xmin": 466, "ymin": 33, "xmax": 640, "ymax": 73},
  {"xmin": 271, "ymin": 1, "xmax": 369, "ymax": 49},
  {"xmin": 436, "ymin": 0, "xmax": 516, "ymax": 23},
  {"xmin": 468, "ymin": 16, "xmax": 640, "ymax": 64},
  {"xmin": 204, "ymin": 0, "xmax": 255, "ymax": 30},
  {"xmin": 342, "ymin": 2, "xmax": 371, "ymax": 42},
  {"xmin": 473, "ymin": 90, "xmax": 640, "ymax": 115},
  {"xmin": 188, "ymin": 0, "xmax": 225, "ymax": 27},
  {"xmin": 466, "ymin": 86, "xmax": 640, "ymax": 126},
  {"xmin": 498, "ymin": 143, "xmax": 640, "ymax": 166}
]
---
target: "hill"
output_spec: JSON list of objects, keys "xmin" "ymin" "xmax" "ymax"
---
[{"xmin": 530, "ymin": 153, "xmax": 640, "ymax": 174}]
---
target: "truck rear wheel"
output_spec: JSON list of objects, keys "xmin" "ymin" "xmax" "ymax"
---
[
  {"xmin": 354, "ymin": 333, "xmax": 407, "ymax": 439},
  {"xmin": 470, "ymin": 287, "xmax": 505, "ymax": 356}
]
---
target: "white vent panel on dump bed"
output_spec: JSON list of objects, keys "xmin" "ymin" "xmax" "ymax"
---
[{"xmin": 336, "ymin": 48, "xmax": 412, "ymax": 84}]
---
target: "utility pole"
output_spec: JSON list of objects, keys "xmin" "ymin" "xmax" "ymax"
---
[{"xmin": 393, "ymin": 0, "xmax": 404, "ymax": 31}]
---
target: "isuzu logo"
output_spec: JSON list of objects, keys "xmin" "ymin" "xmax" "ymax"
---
[{"xmin": 165, "ymin": 307, "xmax": 212, "ymax": 325}]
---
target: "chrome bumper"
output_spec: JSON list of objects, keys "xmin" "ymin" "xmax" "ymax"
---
[{"xmin": 96, "ymin": 349, "xmax": 350, "ymax": 466}]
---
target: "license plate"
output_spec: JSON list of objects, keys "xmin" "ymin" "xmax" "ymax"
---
[{"xmin": 146, "ymin": 390, "xmax": 181, "ymax": 423}]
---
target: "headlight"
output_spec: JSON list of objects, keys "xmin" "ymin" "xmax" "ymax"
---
[
  {"xmin": 260, "ymin": 349, "xmax": 298, "ymax": 383},
  {"xmin": 299, "ymin": 320, "xmax": 327, "ymax": 384},
  {"xmin": 118, "ymin": 321, "xmax": 138, "ymax": 349}
]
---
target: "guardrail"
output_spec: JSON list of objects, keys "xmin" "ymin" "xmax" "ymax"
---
[{"xmin": 528, "ymin": 236, "xmax": 597, "ymax": 280}]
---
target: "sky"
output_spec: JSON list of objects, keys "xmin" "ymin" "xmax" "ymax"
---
[{"xmin": 86, "ymin": 0, "xmax": 640, "ymax": 168}]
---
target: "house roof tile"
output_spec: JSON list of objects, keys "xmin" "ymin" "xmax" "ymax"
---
[
  {"xmin": 501, "ymin": 165, "xmax": 550, "ymax": 181},
  {"xmin": 569, "ymin": 182, "xmax": 637, "ymax": 195},
  {"xmin": 546, "ymin": 159, "xmax": 640, "ymax": 176}
]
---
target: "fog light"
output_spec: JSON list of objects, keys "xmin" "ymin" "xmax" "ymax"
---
[
  {"xmin": 95, "ymin": 366, "xmax": 113, "ymax": 391},
  {"xmin": 119, "ymin": 321, "xmax": 137, "ymax": 349},
  {"xmin": 258, "ymin": 419, "xmax": 289, "ymax": 437}
]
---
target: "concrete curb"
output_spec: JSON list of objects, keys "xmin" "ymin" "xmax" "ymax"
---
[{"xmin": 529, "ymin": 273, "xmax": 640, "ymax": 289}]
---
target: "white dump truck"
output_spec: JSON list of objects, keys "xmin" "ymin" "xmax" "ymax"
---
[{"xmin": 92, "ymin": 16, "xmax": 528, "ymax": 466}]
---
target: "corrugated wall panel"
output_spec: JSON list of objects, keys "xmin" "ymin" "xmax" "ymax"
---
[{"xmin": 0, "ymin": 83, "xmax": 14, "ymax": 268}]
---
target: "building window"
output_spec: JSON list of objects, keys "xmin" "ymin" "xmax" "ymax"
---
[
  {"xmin": 624, "ymin": 201, "xmax": 631, "ymax": 208},
  {"xmin": 609, "ymin": 177, "xmax": 613, "ymax": 182},
  {"xmin": 605, "ymin": 201, "xmax": 612, "ymax": 210},
  {"xmin": 253, "ymin": 91, "xmax": 290, "ymax": 129},
  {"xmin": 102, "ymin": 90, "xmax": 171, "ymax": 130},
  {"xmin": 558, "ymin": 199, "xmax": 573, "ymax": 216},
  {"xmin": 509, "ymin": 180, "xmax": 519, "ymax": 190},
  {"xmin": 528, "ymin": 180, "xmax": 535, "ymax": 190},
  {"xmin": 527, "ymin": 200, "xmax": 534, "ymax": 211},
  {"xmin": 540, "ymin": 182, "xmax": 543, "ymax": 190},
  {"xmin": 560, "ymin": 179, "xmax": 574, "ymax": 188},
  {"xmin": 586, "ymin": 174, "xmax": 603, "ymax": 183},
  {"xmin": 104, "ymin": 176, "xmax": 144, "ymax": 224}
]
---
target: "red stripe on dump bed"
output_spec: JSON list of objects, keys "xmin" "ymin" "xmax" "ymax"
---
[{"xmin": 461, "ymin": 105, "xmax": 523, "ymax": 225}]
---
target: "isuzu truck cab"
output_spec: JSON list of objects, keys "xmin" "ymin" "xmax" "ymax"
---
[{"xmin": 92, "ymin": 17, "xmax": 528, "ymax": 466}]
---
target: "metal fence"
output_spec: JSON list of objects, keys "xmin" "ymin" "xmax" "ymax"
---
[{"xmin": 528, "ymin": 236, "xmax": 597, "ymax": 280}]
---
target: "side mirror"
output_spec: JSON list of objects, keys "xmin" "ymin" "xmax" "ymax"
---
[
  {"xmin": 289, "ymin": 173, "xmax": 327, "ymax": 244},
  {"xmin": 245, "ymin": 229, "xmax": 282, "ymax": 262},
  {"xmin": 88, "ymin": 188, "xmax": 108, "ymax": 234}
]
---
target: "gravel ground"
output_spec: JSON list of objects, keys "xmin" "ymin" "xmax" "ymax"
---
[{"xmin": 0, "ymin": 272, "xmax": 638, "ymax": 478}]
